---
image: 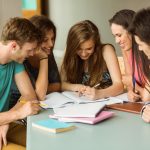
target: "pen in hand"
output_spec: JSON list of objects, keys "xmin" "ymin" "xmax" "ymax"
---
[
  {"xmin": 19, "ymin": 97, "xmax": 47, "ymax": 108},
  {"xmin": 132, "ymin": 77, "xmax": 141, "ymax": 101},
  {"xmin": 78, "ymin": 85, "xmax": 87, "ymax": 97},
  {"xmin": 94, "ymin": 83, "xmax": 100, "ymax": 88},
  {"xmin": 132, "ymin": 77, "xmax": 136, "ymax": 93}
]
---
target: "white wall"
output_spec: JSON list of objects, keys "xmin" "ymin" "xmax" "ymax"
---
[
  {"xmin": 0, "ymin": 0, "xmax": 22, "ymax": 35},
  {"xmin": 48, "ymin": 0, "xmax": 150, "ymax": 56}
]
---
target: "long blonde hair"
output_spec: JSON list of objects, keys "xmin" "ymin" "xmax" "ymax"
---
[{"xmin": 61, "ymin": 20, "xmax": 107, "ymax": 87}]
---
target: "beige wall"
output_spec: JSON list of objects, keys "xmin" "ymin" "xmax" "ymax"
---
[
  {"xmin": 0, "ymin": 0, "xmax": 150, "ymax": 56},
  {"xmin": 48, "ymin": 0, "xmax": 150, "ymax": 56},
  {"xmin": 0, "ymin": 0, "xmax": 22, "ymax": 35}
]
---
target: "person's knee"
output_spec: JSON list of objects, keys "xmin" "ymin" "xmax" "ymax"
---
[{"xmin": 7, "ymin": 123, "xmax": 26, "ymax": 147}]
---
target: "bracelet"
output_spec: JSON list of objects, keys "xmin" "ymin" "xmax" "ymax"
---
[{"xmin": 40, "ymin": 57, "xmax": 48, "ymax": 61}]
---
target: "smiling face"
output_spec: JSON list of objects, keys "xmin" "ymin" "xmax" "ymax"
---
[
  {"xmin": 135, "ymin": 35, "xmax": 150, "ymax": 59},
  {"xmin": 11, "ymin": 41, "xmax": 37, "ymax": 63},
  {"xmin": 76, "ymin": 39, "xmax": 95, "ymax": 60},
  {"xmin": 41, "ymin": 29, "xmax": 55, "ymax": 55},
  {"xmin": 111, "ymin": 23, "xmax": 132, "ymax": 51}
]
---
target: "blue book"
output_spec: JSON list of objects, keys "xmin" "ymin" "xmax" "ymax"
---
[{"xmin": 32, "ymin": 119, "xmax": 75, "ymax": 133}]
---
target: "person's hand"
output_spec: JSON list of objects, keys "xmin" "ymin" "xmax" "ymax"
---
[
  {"xmin": 15, "ymin": 100, "xmax": 41, "ymax": 119},
  {"xmin": 83, "ymin": 86, "xmax": 98, "ymax": 100},
  {"xmin": 140, "ymin": 88, "xmax": 150, "ymax": 102},
  {"xmin": 35, "ymin": 49, "xmax": 48, "ymax": 60},
  {"xmin": 0, "ymin": 124, "xmax": 9, "ymax": 150},
  {"xmin": 142, "ymin": 105, "xmax": 150, "ymax": 123},
  {"xmin": 127, "ymin": 90, "xmax": 141, "ymax": 102},
  {"xmin": 74, "ymin": 84, "xmax": 86, "ymax": 96}
]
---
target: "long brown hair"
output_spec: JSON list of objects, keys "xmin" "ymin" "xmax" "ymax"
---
[{"xmin": 61, "ymin": 20, "xmax": 107, "ymax": 87}]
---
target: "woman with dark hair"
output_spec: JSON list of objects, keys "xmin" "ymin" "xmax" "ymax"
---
[
  {"xmin": 109, "ymin": 9, "xmax": 149, "ymax": 102},
  {"xmin": 130, "ymin": 7, "xmax": 150, "ymax": 122},
  {"xmin": 28, "ymin": 15, "xmax": 61, "ymax": 95},
  {"xmin": 10, "ymin": 15, "xmax": 61, "ymax": 107},
  {"xmin": 61, "ymin": 20, "xmax": 123, "ymax": 100}
]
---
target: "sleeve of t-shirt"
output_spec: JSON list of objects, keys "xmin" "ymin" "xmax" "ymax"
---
[{"xmin": 14, "ymin": 62, "xmax": 25, "ymax": 74}]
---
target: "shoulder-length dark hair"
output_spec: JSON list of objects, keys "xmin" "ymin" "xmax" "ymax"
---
[
  {"xmin": 61, "ymin": 20, "xmax": 110, "ymax": 86},
  {"xmin": 29, "ymin": 15, "xmax": 56, "ymax": 48}
]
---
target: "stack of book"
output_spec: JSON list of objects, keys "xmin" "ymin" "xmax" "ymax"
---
[
  {"xmin": 49, "ymin": 111, "xmax": 114, "ymax": 124},
  {"xmin": 49, "ymin": 102, "xmax": 114, "ymax": 124}
]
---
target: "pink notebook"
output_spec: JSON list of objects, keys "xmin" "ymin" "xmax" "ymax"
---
[{"xmin": 49, "ymin": 111, "xmax": 114, "ymax": 124}]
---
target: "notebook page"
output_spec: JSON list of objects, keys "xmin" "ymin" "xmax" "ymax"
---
[
  {"xmin": 108, "ymin": 92, "xmax": 128, "ymax": 104},
  {"xmin": 53, "ymin": 102, "xmax": 106, "ymax": 117},
  {"xmin": 62, "ymin": 91, "xmax": 108, "ymax": 104},
  {"xmin": 40, "ymin": 92, "xmax": 75, "ymax": 108}
]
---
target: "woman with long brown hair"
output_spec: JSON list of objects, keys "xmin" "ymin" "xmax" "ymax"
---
[
  {"xmin": 61, "ymin": 20, "xmax": 123, "ymax": 100},
  {"xmin": 109, "ymin": 9, "xmax": 150, "ymax": 102}
]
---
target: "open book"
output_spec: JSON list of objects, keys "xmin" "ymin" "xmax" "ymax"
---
[
  {"xmin": 49, "ymin": 111, "xmax": 115, "ymax": 124},
  {"xmin": 40, "ymin": 91, "xmax": 127, "ymax": 109}
]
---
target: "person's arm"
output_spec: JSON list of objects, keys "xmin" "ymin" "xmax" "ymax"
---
[
  {"xmin": 31, "ymin": 50, "xmax": 48, "ymax": 100},
  {"xmin": 0, "ymin": 102, "xmax": 39, "ymax": 150},
  {"xmin": 84, "ymin": 45, "xmax": 124, "ymax": 100},
  {"xmin": 15, "ymin": 70, "xmax": 37, "ymax": 100},
  {"xmin": 0, "ymin": 100, "xmax": 40, "ymax": 125},
  {"xmin": 98, "ymin": 45, "xmax": 124, "ymax": 97},
  {"xmin": 35, "ymin": 58, "xmax": 48, "ymax": 100},
  {"xmin": 0, "ymin": 67, "xmax": 40, "ymax": 125},
  {"xmin": 61, "ymin": 82, "xmax": 86, "ymax": 92},
  {"xmin": 61, "ymin": 66, "xmax": 86, "ymax": 93}
]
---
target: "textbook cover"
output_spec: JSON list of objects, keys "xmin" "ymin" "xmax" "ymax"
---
[
  {"xmin": 32, "ymin": 119, "xmax": 76, "ymax": 133},
  {"xmin": 107, "ymin": 102, "xmax": 144, "ymax": 114}
]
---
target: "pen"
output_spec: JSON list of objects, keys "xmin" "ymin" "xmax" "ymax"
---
[
  {"xmin": 19, "ymin": 98, "xmax": 48, "ymax": 108},
  {"xmin": 94, "ymin": 83, "xmax": 100, "ymax": 88},
  {"xmin": 132, "ymin": 77, "xmax": 136, "ymax": 93}
]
